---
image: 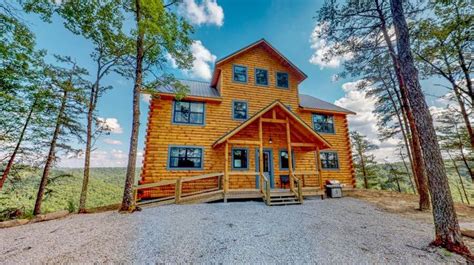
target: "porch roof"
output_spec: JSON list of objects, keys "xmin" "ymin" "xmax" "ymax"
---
[{"xmin": 212, "ymin": 101, "xmax": 332, "ymax": 149}]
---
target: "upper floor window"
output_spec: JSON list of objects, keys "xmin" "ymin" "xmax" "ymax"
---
[
  {"xmin": 312, "ymin": 114, "xmax": 334, "ymax": 133},
  {"xmin": 320, "ymin": 151, "xmax": 339, "ymax": 169},
  {"xmin": 276, "ymin": 72, "xmax": 289, "ymax": 88},
  {"xmin": 233, "ymin": 100, "xmax": 248, "ymax": 120},
  {"xmin": 173, "ymin": 101, "xmax": 205, "ymax": 125},
  {"xmin": 233, "ymin": 65, "xmax": 247, "ymax": 83},
  {"xmin": 255, "ymin": 68, "xmax": 268, "ymax": 86},
  {"xmin": 169, "ymin": 146, "xmax": 203, "ymax": 169},
  {"xmin": 232, "ymin": 148, "xmax": 248, "ymax": 169}
]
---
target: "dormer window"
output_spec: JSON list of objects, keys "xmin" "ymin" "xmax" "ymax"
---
[
  {"xmin": 255, "ymin": 68, "xmax": 268, "ymax": 86},
  {"xmin": 276, "ymin": 72, "xmax": 289, "ymax": 88},
  {"xmin": 233, "ymin": 65, "xmax": 247, "ymax": 83}
]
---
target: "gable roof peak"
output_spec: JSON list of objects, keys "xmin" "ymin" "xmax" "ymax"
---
[{"xmin": 211, "ymin": 39, "xmax": 307, "ymax": 87}]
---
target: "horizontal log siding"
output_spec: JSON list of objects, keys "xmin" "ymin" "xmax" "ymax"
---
[{"xmin": 140, "ymin": 46, "xmax": 355, "ymax": 199}]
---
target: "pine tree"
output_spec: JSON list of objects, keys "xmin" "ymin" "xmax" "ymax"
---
[{"xmin": 350, "ymin": 131, "xmax": 379, "ymax": 189}]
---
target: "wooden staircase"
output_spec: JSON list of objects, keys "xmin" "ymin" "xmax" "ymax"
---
[{"xmin": 268, "ymin": 190, "xmax": 301, "ymax": 206}]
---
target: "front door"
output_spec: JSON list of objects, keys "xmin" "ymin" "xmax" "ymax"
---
[{"xmin": 256, "ymin": 149, "xmax": 274, "ymax": 189}]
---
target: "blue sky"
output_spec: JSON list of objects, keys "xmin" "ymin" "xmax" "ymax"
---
[{"xmin": 22, "ymin": 0, "xmax": 446, "ymax": 167}]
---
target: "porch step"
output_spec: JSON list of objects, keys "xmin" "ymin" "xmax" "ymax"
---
[
  {"xmin": 269, "ymin": 201, "xmax": 302, "ymax": 206},
  {"xmin": 268, "ymin": 191, "xmax": 301, "ymax": 206}
]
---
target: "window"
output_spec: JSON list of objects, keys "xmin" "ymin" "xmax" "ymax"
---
[
  {"xmin": 276, "ymin": 72, "xmax": 289, "ymax": 88},
  {"xmin": 169, "ymin": 147, "xmax": 203, "ymax": 169},
  {"xmin": 312, "ymin": 114, "xmax": 335, "ymax": 133},
  {"xmin": 232, "ymin": 148, "xmax": 248, "ymax": 169},
  {"xmin": 279, "ymin": 150, "xmax": 295, "ymax": 170},
  {"xmin": 320, "ymin": 151, "xmax": 339, "ymax": 169},
  {"xmin": 173, "ymin": 101, "xmax": 205, "ymax": 125},
  {"xmin": 233, "ymin": 101, "xmax": 248, "ymax": 120},
  {"xmin": 233, "ymin": 65, "xmax": 247, "ymax": 83},
  {"xmin": 255, "ymin": 68, "xmax": 268, "ymax": 86}
]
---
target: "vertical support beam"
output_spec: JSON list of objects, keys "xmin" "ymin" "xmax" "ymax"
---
[
  {"xmin": 259, "ymin": 117, "xmax": 264, "ymax": 191},
  {"xmin": 286, "ymin": 117, "xmax": 295, "ymax": 191},
  {"xmin": 175, "ymin": 177, "xmax": 182, "ymax": 204},
  {"xmin": 316, "ymin": 147, "xmax": 323, "ymax": 189},
  {"xmin": 224, "ymin": 141, "xmax": 229, "ymax": 202}
]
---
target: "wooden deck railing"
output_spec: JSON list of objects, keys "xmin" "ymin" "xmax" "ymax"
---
[
  {"xmin": 134, "ymin": 172, "xmax": 224, "ymax": 205},
  {"xmin": 293, "ymin": 171, "xmax": 323, "ymax": 189}
]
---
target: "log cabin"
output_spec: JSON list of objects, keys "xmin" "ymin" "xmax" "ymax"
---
[{"xmin": 137, "ymin": 39, "xmax": 356, "ymax": 206}]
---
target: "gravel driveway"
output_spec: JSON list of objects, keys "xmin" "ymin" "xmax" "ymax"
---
[{"xmin": 0, "ymin": 198, "xmax": 466, "ymax": 264}]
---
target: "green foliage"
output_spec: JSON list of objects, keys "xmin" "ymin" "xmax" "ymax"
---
[{"xmin": 0, "ymin": 168, "xmax": 126, "ymax": 220}]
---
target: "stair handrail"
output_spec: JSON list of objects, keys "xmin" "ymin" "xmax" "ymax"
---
[
  {"xmin": 291, "ymin": 173, "xmax": 304, "ymax": 203},
  {"xmin": 260, "ymin": 173, "xmax": 271, "ymax": 205}
]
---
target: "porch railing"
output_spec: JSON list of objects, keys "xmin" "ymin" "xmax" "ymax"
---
[{"xmin": 134, "ymin": 172, "xmax": 224, "ymax": 205}]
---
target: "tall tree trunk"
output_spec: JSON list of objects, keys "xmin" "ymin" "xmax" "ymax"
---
[
  {"xmin": 79, "ymin": 81, "xmax": 99, "ymax": 213},
  {"xmin": 382, "ymin": 70, "xmax": 417, "ymax": 194},
  {"xmin": 453, "ymin": 84, "xmax": 474, "ymax": 149},
  {"xmin": 390, "ymin": 0, "xmax": 469, "ymax": 255},
  {"xmin": 375, "ymin": 0, "xmax": 430, "ymax": 210},
  {"xmin": 120, "ymin": 0, "xmax": 143, "ymax": 212},
  {"xmin": 33, "ymin": 90, "xmax": 67, "ymax": 215},
  {"xmin": 0, "ymin": 97, "xmax": 37, "ymax": 190},
  {"xmin": 359, "ymin": 148, "xmax": 369, "ymax": 189}
]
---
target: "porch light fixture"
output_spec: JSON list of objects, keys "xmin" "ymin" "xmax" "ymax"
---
[{"xmin": 269, "ymin": 135, "xmax": 273, "ymax": 144}]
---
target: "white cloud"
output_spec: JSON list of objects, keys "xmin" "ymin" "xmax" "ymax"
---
[
  {"xmin": 142, "ymin": 94, "xmax": 151, "ymax": 103},
  {"xmin": 168, "ymin": 40, "xmax": 217, "ymax": 80},
  {"xmin": 59, "ymin": 149, "xmax": 144, "ymax": 168},
  {"xmin": 335, "ymin": 80, "xmax": 398, "ymax": 162},
  {"xmin": 309, "ymin": 22, "xmax": 353, "ymax": 69},
  {"xmin": 97, "ymin": 117, "xmax": 123, "ymax": 134},
  {"xmin": 179, "ymin": 0, "xmax": 224, "ymax": 27},
  {"xmin": 104, "ymin": 138, "xmax": 122, "ymax": 145}
]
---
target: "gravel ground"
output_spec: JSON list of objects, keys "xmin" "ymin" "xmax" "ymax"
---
[{"xmin": 0, "ymin": 198, "xmax": 467, "ymax": 264}]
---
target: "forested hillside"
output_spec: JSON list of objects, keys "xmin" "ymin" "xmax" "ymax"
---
[{"xmin": 0, "ymin": 168, "xmax": 130, "ymax": 220}]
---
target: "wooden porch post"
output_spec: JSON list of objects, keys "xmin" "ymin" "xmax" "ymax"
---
[
  {"xmin": 259, "ymin": 117, "xmax": 264, "ymax": 191},
  {"xmin": 316, "ymin": 147, "xmax": 323, "ymax": 189},
  {"xmin": 224, "ymin": 141, "xmax": 229, "ymax": 202},
  {"xmin": 286, "ymin": 118, "xmax": 294, "ymax": 191}
]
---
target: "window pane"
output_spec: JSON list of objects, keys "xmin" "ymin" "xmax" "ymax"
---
[
  {"xmin": 174, "ymin": 111, "xmax": 189, "ymax": 123},
  {"xmin": 170, "ymin": 157, "xmax": 179, "ymax": 167},
  {"xmin": 233, "ymin": 149, "xmax": 248, "ymax": 168},
  {"xmin": 233, "ymin": 101, "xmax": 248, "ymax": 119},
  {"xmin": 256, "ymin": 69, "xmax": 268, "ymax": 85},
  {"xmin": 321, "ymin": 152, "xmax": 338, "ymax": 169},
  {"xmin": 313, "ymin": 114, "xmax": 334, "ymax": 133},
  {"xmin": 277, "ymin": 72, "xmax": 289, "ymax": 88},
  {"xmin": 176, "ymin": 102, "xmax": 190, "ymax": 112},
  {"xmin": 190, "ymin": 102, "xmax": 204, "ymax": 112},
  {"xmin": 188, "ymin": 158, "xmax": 201, "ymax": 168},
  {"xmin": 280, "ymin": 151, "xmax": 289, "ymax": 169},
  {"xmin": 233, "ymin": 65, "xmax": 247, "ymax": 82},
  {"xmin": 190, "ymin": 113, "xmax": 203, "ymax": 124},
  {"xmin": 170, "ymin": 147, "xmax": 179, "ymax": 157},
  {"xmin": 187, "ymin": 148, "xmax": 201, "ymax": 158},
  {"xmin": 174, "ymin": 101, "xmax": 205, "ymax": 124}
]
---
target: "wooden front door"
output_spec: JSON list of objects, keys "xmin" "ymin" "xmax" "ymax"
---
[{"xmin": 256, "ymin": 149, "xmax": 274, "ymax": 189}]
